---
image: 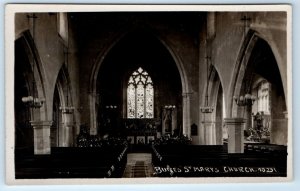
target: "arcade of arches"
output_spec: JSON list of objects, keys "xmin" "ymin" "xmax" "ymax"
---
[{"xmin": 14, "ymin": 12, "xmax": 289, "ymax": 178}]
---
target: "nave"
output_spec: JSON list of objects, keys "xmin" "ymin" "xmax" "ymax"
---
[
  {"xmin": 122, "ymin": 153, "xmax": 154, "ymax": 178},
  {"xmin": 15, "ymin": 136, "xmax": 287, "ymax": 178},
  {"xmin": 12, "ymin": 10, "xmax": 289, "ymax": 179}
]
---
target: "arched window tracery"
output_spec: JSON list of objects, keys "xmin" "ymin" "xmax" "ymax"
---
[{"xmin": 127, "ymin": 67, "xmax": 154, "ymax": 118}]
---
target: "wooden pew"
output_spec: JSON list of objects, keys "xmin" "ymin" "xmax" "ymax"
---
[
  {"xmin": 15, "ymin": 145, "xmax": 128, "ymax": 179},
  {"xmin": 152, "ymin": 144, "xmax": 287, "ymax": 177}
]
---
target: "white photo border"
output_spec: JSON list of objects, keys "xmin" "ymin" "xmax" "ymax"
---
[{"xmin": 5, "ymin": 4, "xmax": 293, "ymax": 185}]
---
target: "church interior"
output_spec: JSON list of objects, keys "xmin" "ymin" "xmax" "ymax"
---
[{"xmin": 13, "ymin": 11, "xmax": 289, "ymax": 178}]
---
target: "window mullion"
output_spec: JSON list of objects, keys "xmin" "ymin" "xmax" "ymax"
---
[
  {"xmin": 144, "ymin": 84, "xmax": 146, "ymax": 118},
  {"xmin": 135, "ymin": 84, "xmax": 137, "ymax": 118}
]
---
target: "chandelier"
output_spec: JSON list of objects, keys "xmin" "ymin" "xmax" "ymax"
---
[
  {"xmin": 22, "ymin": 96, "xmax": 45, "ymax": 108},
  {"xmin": 233, "ymin": 94, "xmax": 256, "ymax": 107},
  {"xmin": 164, "ymin": 105, "xmax": 176, "ymax": 109},
  {"xmin": 105, "ymin": 105, "xmax": 117, "ymax": 109}
]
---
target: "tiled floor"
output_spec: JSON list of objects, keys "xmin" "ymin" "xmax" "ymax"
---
[{"xmin": 122, "ymin": 153, "xmax": 154, "ymax": 178}]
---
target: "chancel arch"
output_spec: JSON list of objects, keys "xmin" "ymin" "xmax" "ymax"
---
[
  {"xmin": 90, "ymin": 30, "xmax": 190, "ymax": 137},
  {"xmin": 94, "ymin": 31, "xmax": 183, "ymax": 137}
]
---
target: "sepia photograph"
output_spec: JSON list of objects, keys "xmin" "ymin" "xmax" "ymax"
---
[{"xmin": 5, "ymin": 4, "xmax": 292, "ymax": 185}]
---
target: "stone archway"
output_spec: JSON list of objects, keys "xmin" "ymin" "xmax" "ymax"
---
[
  {"xmin": 230, "ymin": 30, "xmax": 287, "ymax": 145},
  {"xmin": 209, "ymin": 67, "xmax": 224, "ymax": 145},
  {"xmin": 201, "ymin": 66, "xmax": 224, "ymax": 145},
  {"xmin": 230, "ymin": 30, "xmax": 258, "ymax": 118},
  {"xmin": 16, "ymin": 31, "xmax": 48, "ymax": 121},
  {"xmin": 15, "ymin": 31, "xmax": 50, "ymax": 154},
  {"xmin": 52, "ymin": 65, "xmax": 75, "ymax": 147},
  {"xmin": 88, "ymin": 30, "xmax": 191, "ymax": 137},
  {"xmin": 15, "ymin": 35, "xmax": 35, "ymax": 148}
]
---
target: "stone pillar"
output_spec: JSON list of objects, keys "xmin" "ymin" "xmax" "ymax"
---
[
  {"xmin": 89, "ymin": 92, "xmax": 97, "ymax": 135},
  {"xmin": 182, "ymin": 93, "xmax": 191, "ymax": 137},
  {"xmin": 162, "ymin": 109, "xmax": 167, "ymax": 135},
  {"xmin": 171, "ymin": 108, "xmax": 177, "ymax": 134},
  {"xmin": 61, "ymin": 110, "xmax": 75, "ymax": 147},
  {"xmin": 245, "ymin": 105, "xmax": 252, "ymax": 131},
  {"xmin": 270, "ymin": 111, "xmax": 288, "ymax": 145},
  {"xmin": 224, "ymin": 118, "xmax": 246, "ymax": 153},
  {"xmin": 202, "ymin": 120, "xmax": 216, "ymax": 145},
  {"xmin": 31, "ymin": 121, "xmax": 52, "ymax": 155}
]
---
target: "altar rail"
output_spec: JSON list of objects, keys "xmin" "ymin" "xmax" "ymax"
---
[{"xmin": 15, "ymin": 145, "xmax": 128, "ymax": 179}]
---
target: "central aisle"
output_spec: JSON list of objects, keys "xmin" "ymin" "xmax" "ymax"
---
[{"xmin": 122, "ymin": 153, "xmax": 154, "ymax": 178}]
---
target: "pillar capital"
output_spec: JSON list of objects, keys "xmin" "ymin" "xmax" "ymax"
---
[
  {"xmin": 201, "ymin": 120, "xmax": 214, "ymax": 124},
  {"xmin": 182, "ymin": 92, "xmax": 193, "ymax": 98},
  {"xmin": 224, "ymin": 118, "xmax": 246, "ymax": 124},
  {"xmin": 30, "ymin": 120, "xmax": 52, "ymax": 128}
]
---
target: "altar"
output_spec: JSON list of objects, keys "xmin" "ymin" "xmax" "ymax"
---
[{"xmin": 122, "ymin": 118, "xmax": 161, "ymax": 145}]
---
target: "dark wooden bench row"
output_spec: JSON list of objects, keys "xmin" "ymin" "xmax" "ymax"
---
[
  {"xmin": 15, "ymin": 146, "xmax": 128, "ymax": 179},
  {"xmin": 244, "ymin": 143, "xmax": 287, "ymax": 154},
  {"xmin": 152, "ymin": 144, "xmax": 287, "ymax": 177},
  {"xmin": 154, "ymin": 145, "xmax": 227, "ymax": 153}
]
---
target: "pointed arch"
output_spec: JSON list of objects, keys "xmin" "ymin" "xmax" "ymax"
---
[
  {"xmin": 209, "ymin": 67, "xmax": 224, "ymax": 145},
  {"xmin": 15, "ymin": 30, "xmax": 48, "ymax": 121},
  {"xmin": 52, "ymin": 64, "xmax": 74, "ymax": 146},
  {"xmin": 201, "ymin": 66, "xmax": 224, "ymax": 145},
  {"xmin": 229, "ymin": 29, "xmax": 287, "ymax": 145},
  {"xmin": 54, "ymin": 64, "xmax": 73, "ymax": 109},
  {"xmin": 229, "ymin": 29, "xmax": 286, "ymax": 118},
  {"xmin": 88, "ymin": 30, "xmax": 190, "ymax": 134},
  {"xmin": 229, "ymin": 30, "xmax": 261, "ymax": 117}
]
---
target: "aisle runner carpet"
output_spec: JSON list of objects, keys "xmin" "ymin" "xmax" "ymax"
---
[
  {"xmin": 122, "ymin": 153, "xmax": 154, "ymax": 178},
  {"xmin": 133, "ymin": 161, "xmax": 146, "ymax": 177}
]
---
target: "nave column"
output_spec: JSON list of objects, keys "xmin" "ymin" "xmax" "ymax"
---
[
  {"xmin": 182, "ymin": 92, "xmax": 191, "ymax": 137},
  {"xmin": 224, "ymin": 118, "xmax": 246, "ymax": 153},
  {"xmin": 202, "ymin": 113, "xmax": 216, "ymax": 145},
  {"xmin": 60, "ymin": 108, "xmax": 75, "ymax": 147},
  {"xmin": 31, "ymin": 120, "xmax": 52, "ymax": 155}
]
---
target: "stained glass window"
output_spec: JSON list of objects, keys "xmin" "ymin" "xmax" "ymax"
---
[
  {"xmin": 127, "ymin": 83, "xmax": 135, "ymax": 118},
  {"xmin": 257, "ymin": 81, "xmax": 270, "ymax": 115},
  {"xmin": 127, "ymin": 67, "xmax": 154, "ymax": 118}
]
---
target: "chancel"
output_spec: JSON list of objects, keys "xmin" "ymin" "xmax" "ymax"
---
[{"xmin": 13, "ymin": 10, "xmax": 289, "ymax": 179}]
